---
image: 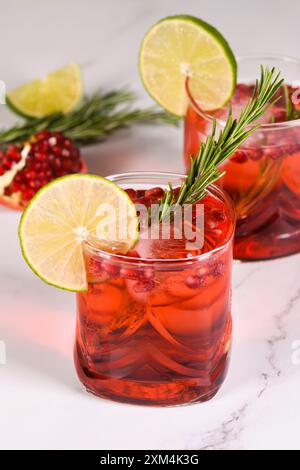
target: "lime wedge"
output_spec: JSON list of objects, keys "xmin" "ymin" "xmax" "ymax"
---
[
  {"xmin": 7, "ymin": 63, "xmax": 83, "ymax": 118},
  {"xmin": 19, "ymin": 174, "xmax": 139, "ymax": 292},
  {"xmin": 139, "ymin": 15, "xmax": 237, "ymax": 116}
]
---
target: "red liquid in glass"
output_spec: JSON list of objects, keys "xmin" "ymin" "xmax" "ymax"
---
[
  {"xmin": 75, "ymin": 187, "xmax": 234, "ymax": 406},
  {"xmin": 184, "ymin": 84, "xmax": 300, "ymax": 260}
]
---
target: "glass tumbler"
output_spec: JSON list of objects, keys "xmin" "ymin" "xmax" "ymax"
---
[
  {"xmin": 74, "ymin": 172, "xmax": 235, "ymax": 406},
  {"xmin": 184, "ymin": 55, "xmax": 300, "ymax": 260}
]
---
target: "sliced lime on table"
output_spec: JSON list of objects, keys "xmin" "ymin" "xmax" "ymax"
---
[
  {"xmin": 19, "ymin": 175, "xmax": 139, "ymax": 292},
  {"xmin": 7, "ymin": 62, "xmax": 83, "ymax": 118},
  {"xmin": 139, "ymin": 15, "xmax": 237, "ymax": 116}
]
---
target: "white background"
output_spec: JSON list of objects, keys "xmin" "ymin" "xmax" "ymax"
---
[{"xmin": 0, "ymin": 0, "xmax": 300, "ymax": 450}]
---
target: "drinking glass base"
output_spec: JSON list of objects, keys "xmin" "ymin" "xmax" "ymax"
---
[
  {"xmin": 234, "ymin": 223, "xmax": 300, "ymax": 261},
  {"xmin": 74, "ymin": 344, "xmax": 231, "ymax": 407}
]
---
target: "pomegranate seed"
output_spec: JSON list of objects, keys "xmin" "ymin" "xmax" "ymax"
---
[
  {"xmin": 34, "ymin": 163, "xmax": 42, "ymax": 171},
  {"xmin": 61, "ymin": 149, "xmax": 71, "ymax": 158},
  {"xmin": 142, "ymin": 267, "xmax": 154, "ymax": 280},
  {"xmin": 2, "ymin": 157, "xmax": 13, "ymax": 169},
  {"xmin": 125, "ymin": 188, "xmax": 137, "ymax": 200},
  {"xmin": 10, "ymin": 181, "xmax": 21, "ymax": 192},
  {"xmin": 39, "ymin": 141, "xmax": 50, "ymax": 152},
  {"xmin": 25, "ymin": 170, "xmax": 36, "ymax": 180},
  {"xmin": 23, "ymin": 189, "xmax": 35, "ymax": 200},
  {"xmin": 272, "ymin": 107, "xmax": 286, "ymax": 123},
  {"xmin": 45, "ymin": 169, "xmax": 53, "ymax": 179},
  {"xmin": 8, "ymin": 152, "xmax": 21, "ymax": 163},
  {"xmin": 53, "ymin": 132, "xmax": 64, "ymax": 143},
  {"xmin": 145, "ymin": 187, "xmax": 165, "ymax": 200},
  {"xmin": 7, "ymin": 145, "xmax": 20, "ymax": 156},
  {"xmin": 230, "ymin": 150, "xmax": 248, "ymax": 163},
  {"xmin": 120, "ymin": 268, "xmax": 140, "ymax": 280},
  {"xmin": 133, "ymin": 279, "xmax": 156, "ymax": 293},
  {"xmin": 52, "ymin": 145, "xmax": 62, "ymax": 155},
  {"xmin": 135, "ymin": 197, "xmax": 150, "ymax": 208},
  {"xmin": 1, "ymin": 131, "xmax": 83, "ymax": 207},
  {"xmin": 61, "ymin": 159, "xmax": 72, "ymax": 170},
  {"xmin": 278, "ymin": 138, "xmax": 300, "ymax": 156},
  {"xmin": 64, "ymin": 138, "xmax": 72, "ymax": 148},
  {"xmin": 206, "ymin": 218, "xmax": 218, "ymax": 230},
  {"xmin": 36, "ymin": 131, "xmax": 52, "ymax": 141},
  {"xmin": 47, "ymin": 153, "xmax": 56, "ymax": 163},
  {"xmin": 197, "ymin": 265, "xmax": 210, "ymax": 277},
  {"xmin": 71, "ymin": 147, "xmax": 80, "ymax": 158},
  {"xmin": 101, "ymin": 261, "xmax": 120, "ymax": 278},
  {"xmin": 28, "ymin": 179, "xmax": 41, "ymax": 189},
  {"xmin": 185, "ymin": 275, "xmax": 206, "ymax": 289},
  {"xmin": 210, "ymin": 208, "xmax": 226, "ymax": 222},
  {"xmin": 172, "ymin": 187, "xmax": 181, "ymax": 200},
  {"xmin": 209, "ymin": 261, "xmax": 225, "ymax": 277},
  {"xmin": 263, "ymin": 148, "xmax": 283, "ymax": 160},
  {"xmin": 35, "ymin": 152, "xmax": 46, "ymax": 162},
  {"xmin": 247, "ymin": 149, "xmax": 263, "ymax": 161},
  {"xmin": 48, "ymin": 137, "xmax": 57, "ymax": 146},
  {"xmin": 53, "ymin": 158, "xmax": 62, "ymax": 169},
  {"xmin": 126, "ymin": 250, "xmax": 140, "ymax": 258}
]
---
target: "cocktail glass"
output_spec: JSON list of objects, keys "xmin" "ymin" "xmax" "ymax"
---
[
  {"xmin": 184, "ymin": 55, "xmax": 300, "ymax": 260},
  {"xmin": 74, "ymin": 172, "xmax": 235, "ymax": 406}
]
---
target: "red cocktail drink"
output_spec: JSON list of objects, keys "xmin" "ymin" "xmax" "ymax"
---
[
  {"xmin": 184, "ymin": 56, "xmax": 300, "ymax": 260},
  {"xmin": 75, "ymin": 172, "xmax": 235, "ymax": 406}
]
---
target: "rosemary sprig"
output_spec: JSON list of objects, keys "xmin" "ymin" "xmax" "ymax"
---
[
  {"xmin": 0, "ymin": 90, "xmax": 178, "ymax": 147},
  {"xmin": 158, "ymin": 66, "xmax": 283, "ymax": 218}
]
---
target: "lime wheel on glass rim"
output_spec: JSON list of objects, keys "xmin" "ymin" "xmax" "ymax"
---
[
  {"xmin": 18, "ymin": 174, "xmax": 139, "ymax": 292},
  {"xmin": 139, "ymin": 15, "xmax": 237, "ymax": 116}
]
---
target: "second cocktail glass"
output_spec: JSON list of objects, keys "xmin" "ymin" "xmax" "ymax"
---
[{"xmin": 184, "ymin": 55, "xmax": 300, "ymax": 260}]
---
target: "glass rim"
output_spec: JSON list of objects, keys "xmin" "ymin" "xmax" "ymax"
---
[
  {"xmin": 186, "ymin": 53, "xmax": 300, "ymax": 131},
  {"xmin": 83, "ymin": 171, "xmax": 235, "ymax": 267}
]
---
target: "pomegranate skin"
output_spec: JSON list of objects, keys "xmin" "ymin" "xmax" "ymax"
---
[{"xmin": 0, "ymin": 132, "xmax": 87, "ymax": 211}]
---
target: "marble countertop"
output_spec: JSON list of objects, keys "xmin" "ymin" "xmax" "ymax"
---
[{"xmin": 0, "ymin": 0, "xmax": 300, "ymax": 451}]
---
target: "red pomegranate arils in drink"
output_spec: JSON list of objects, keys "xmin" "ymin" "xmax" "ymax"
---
[
  {"xmin": 184, "ymin": 82, "xmax": 300, "ymax": 260},
  {"xmin": 75, "ymin": 181, "xmax": 234, "ymax": 405}
]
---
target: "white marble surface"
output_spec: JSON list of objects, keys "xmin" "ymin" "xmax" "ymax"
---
[{"xmin": 0, "ymin": 0, "xmax": 300, "ymax": 451}]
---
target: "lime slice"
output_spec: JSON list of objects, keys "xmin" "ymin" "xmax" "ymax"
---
[
  {"xmin": 7, "ymin": 63, "xmax": 83, "ymax": 118},
  {"xmin": 19, "ymin": 175, "xmax": 139, "ymax": 292},
  {"xmin": 139, "ymin": 15, "xmax": 237, "ymax": 116}
]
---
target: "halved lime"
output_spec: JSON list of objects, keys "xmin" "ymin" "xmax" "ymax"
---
[
  {"xmin": 19, "ymin": 175, "xmax": 139, "ymax": 292},
  {"xmin": 7, "ymin": 63, "xmax": 83, "ymax": 118},
  {"xmin": 139, "ymin": 15, "xmax": 237, "ymax": 116}
]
